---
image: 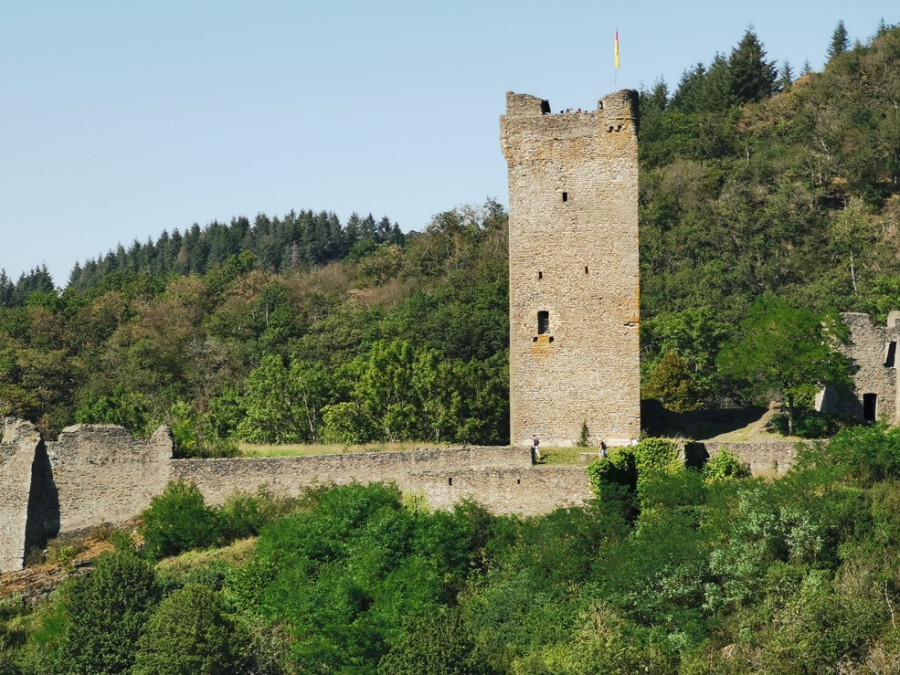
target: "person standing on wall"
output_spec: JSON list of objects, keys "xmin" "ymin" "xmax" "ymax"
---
[{"xmin": 532, "ymin": 435, "xmax": 541, "ymax": 462}]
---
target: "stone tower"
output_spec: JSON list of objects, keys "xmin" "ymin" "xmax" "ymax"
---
[{"xmin": 501, "ymin": 90, "xmax": 640, "ymax": 447}]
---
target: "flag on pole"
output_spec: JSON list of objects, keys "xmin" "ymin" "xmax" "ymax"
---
[{"xmin": 615, "ymin": 29, "xmax": 620, "ymax": 69}]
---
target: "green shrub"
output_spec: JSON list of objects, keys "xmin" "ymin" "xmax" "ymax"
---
[
  {"xmin": 633, "ymin": 438, "xmax": 681, "ymax": 474},
  {"xmin": 44, "ymin": 534, "xmax": 88, "ymax": 568},
  {"xmin": 218, "ymin": 487, "xmax": 298, "ymax": 540},
  {"xmin": 59, "ymin": 550, "xmax": 160, "ymax": 674},
  {"xmin": 377, "ymin": 607, "xmax": 485, "ymax": 675},
  {"xmin": 768, "ymin": 409, "xmax": 854, "ymax": 438},
  {"xmin": 139, "ymin": 481, "xmax": 223, "ymax": 560},
  {"xmin": 703, "ymin": 449, "xmax": 751, "ymax": 482},
  {"xmin": 576, "ymin": 420, "xmax": 591, "ymax": 448},
  {"xmin": 133, "ymin": 584, "xmax": 248, "ymax": 675}
]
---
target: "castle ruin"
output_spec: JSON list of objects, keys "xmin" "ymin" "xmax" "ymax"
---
[
  {"xmin": 817, "ymin": 311, "xmax": 900, "ymax": 424},
  {"xmin": 501, "ymin": 90, "xmax": 641, "ymax": 447}
]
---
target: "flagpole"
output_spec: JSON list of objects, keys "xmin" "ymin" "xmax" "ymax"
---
[{"xmin": 614, "ymin": 27, "xmax": 619, "ymax": 90}]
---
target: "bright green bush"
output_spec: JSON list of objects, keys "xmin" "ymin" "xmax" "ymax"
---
[
  {"xmin": 703, "ymin": 448, "xmax": 751, "ymax": 482},
  {"xmin": 218, "ymin": 487, "xmax": 298, "ymax": 540},
  {"xmin": 139, "ymin": 481, "xmax": 223, "ymax": 560}
]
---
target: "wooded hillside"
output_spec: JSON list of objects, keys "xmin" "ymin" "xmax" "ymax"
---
[{"xmin": 1, "ymin": 23, "xmax": 899, "ymax": 448}]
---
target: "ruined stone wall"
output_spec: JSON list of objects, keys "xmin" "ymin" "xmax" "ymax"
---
[
  {"xmin": 501, "ymin": 90, "xmax": 641, "ymax": 447},
  {"xmin": 699, "ymin": 441, "xmax": 801, "ymax": 477},
  {"xmin": 412, "ymin": 466, "xmax": 593, "ymax": 516},
  {"xmin": 173, "ymin": 451, "xmax": 591, "ymax": 517},
  {"xmin": 1, "ymin": 423, "xmax": 596, "ymax": 573},
  {"xmin": 171, "ymin": 446, "xmax": 532, "ymax": 505},
  {"xmin": 0, "ymin": 420, "xmax": 41, "ymax": 572},
  {"xmin": 45, "ymin": 425, "xmax": 173, "ymax": 533},
  {"xmin": 818, "ymin": 312, "xmax": 900, "ymax": 423}
]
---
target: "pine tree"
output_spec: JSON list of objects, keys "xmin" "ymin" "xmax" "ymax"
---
[
  {"xmin": 827, "ymin": 20, "xmax": 849, "ymax": 61},
  {"xmin": 729, "ymin": 29, "xmax": 777, "ymax": 104},
  {"xmin": 777, "ymin": 62, "xmax": 794, "ymax": 92},
  {"xmin": 700, "ymin": 54, "xmax": 735, "ymax": 111},
  {"xmin": 669, "ymin": 63, "xmax": 707, "ymax": 112}
]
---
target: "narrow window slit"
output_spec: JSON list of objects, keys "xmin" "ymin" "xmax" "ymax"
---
[{"xmin": 562, "ymin": 192, "xmax": 568, "ymax": 202}]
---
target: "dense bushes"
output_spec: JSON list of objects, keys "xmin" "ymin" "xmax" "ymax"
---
[{"xmin": 139, "ymin": 481, "xmax": 299, "ymax": 561}]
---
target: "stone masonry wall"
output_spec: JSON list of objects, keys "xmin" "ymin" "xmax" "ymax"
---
[
  {"xmin": 501, "ymin": 90, "xmax": 641, "ymax": 447},
  {"xmin": 45, "ymin": 425, "xmax": 173, "ymax": 534},
  {"xmin": 0, "ymin": 426, "xmax": 596, "ymax": 572},
  {"xmin": 1, "ymin": 419, "xmax": 808, "ymax": 573},
  {"xmin": 700, "ymin": 441, "xmax": 801, "ymax": 476},
  {"xmin": 173, "ymin": 451, "xmax": 593, "ymax": 518},
  {"xmin": 818, "ymin": 312, "xmax": 900, "ymax": 423},
  {"xmin": 0, "ymin": 419, "xmax": 41, "ymax": 572},
  {"xmin": 171, "ymin": 446, "xmax": 532, "ymax": 505}
]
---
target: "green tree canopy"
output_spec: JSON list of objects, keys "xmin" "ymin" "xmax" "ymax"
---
[{"xmin": 717, "ymin": 294, "xmax": 855, "ymax": 434}]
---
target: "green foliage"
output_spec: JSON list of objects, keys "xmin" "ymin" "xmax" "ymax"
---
[
  {"xmin": 575, "ymin": 420, "xmax": 590, "ymax": 448},
  {"xmin": 230, "ymin": 484, "xmax": 502, "ymax": 672},
  {"xmin": 643, "ymin": 350, "xmax": 704, "ymax": 412},
  {"xmin": 768, "ymin": 408, "xmax": 854, "ymax": 438},
  {"xmin": 218, "ymin": 487, "xmax": 298, "ymax": 540},
  {"xmin": 827, "ymin": 20, "xmax": 850, "ymax": 61},
  {"xmin": 0, "ymin": 598, "xmax": 29, "ymax": 665},
  {"xmin": 17, "ymin": 424, "xmax": 900, "ymax": 671},
  {"xmin": 139, "ymin": 481, "xmax": 223, "ymax": 560},
  {"xmin": 718, "ymin": 295, "xmax": 854, "ymax": 432},
  {"xmin": 74, "ymin": 385, "xmax": 152, "ymax": 436},
  {"xmin": 235, "ymin": 354, "xmax": 329, "ymax": 444},
  {"xmin": 377, "ymin": 608, "xmax": 487, "ymax": 675},
  {"xmin": 132, "ymin": 584, "xmax": 248, "ymax": 675},
  {"xmin": 729, "ymin": 29, "xmax": 777, "ymax": 104},
  {"xmin": 633, "ymin": 437, "xmax": 682, "ymax": 474},
  {"xmin": 58, "ymin": 550, "xmax": 160, "ymax": 674},
  {"xmin": 797, "ymin": 424, "xmax": 900, "ymax": 487},
  {"xmin": 702, "ymin": 448, "xmax": 751, "ymax": 482}
]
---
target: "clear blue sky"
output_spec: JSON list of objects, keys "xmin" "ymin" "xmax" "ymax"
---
[{"xmin": 1, "ymin": 1, "xmax": 894, "ymax": 287}]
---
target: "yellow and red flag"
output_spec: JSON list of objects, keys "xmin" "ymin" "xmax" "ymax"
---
[{"xmin": 615, "ymin": 29, "xmax": 620, "ymax": 69}]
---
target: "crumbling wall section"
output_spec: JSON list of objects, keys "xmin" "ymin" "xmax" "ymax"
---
[
  {"xmin": 412, "ymin": 465, "xmax": 593, "ymax": 516},
  {"xmin": 45, "ymin": 424, "xmax": 173, "ymax": 533},
  {"xmin": 818, "ymin": 312, "xmax": 900, "ymax": 424},
  {"xmin": 0, "ymin": 419, "xmax": 41, "ymax": 572},
  {"xmin": 2, "ymin": 426, "xmax": 595, "ymax": 573}
]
